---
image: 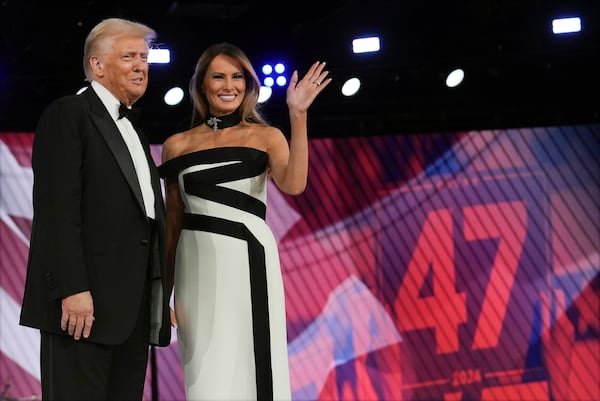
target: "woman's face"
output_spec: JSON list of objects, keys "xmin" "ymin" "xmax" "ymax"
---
[{"xmin": 202, "ymin": 54, "xmax": 246, "ymax": 116}]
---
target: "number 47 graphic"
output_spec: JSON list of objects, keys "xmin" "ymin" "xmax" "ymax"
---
[{"xmin": 394, "ymin": 201, "xmax": 527, "ymax": 354}]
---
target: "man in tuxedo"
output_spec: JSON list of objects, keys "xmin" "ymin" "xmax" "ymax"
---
[{"xmin": 19, "ymin": 17, "xmax": 171, "ymax": 400}]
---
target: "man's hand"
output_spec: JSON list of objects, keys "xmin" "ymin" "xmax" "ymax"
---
[
  {"xmin": 170, "ymin": 307, "xmax": 177, "ymax": 328},
  {"xmin": 61, "ymin": 291, "xmax": 95, "ymax": 340}
]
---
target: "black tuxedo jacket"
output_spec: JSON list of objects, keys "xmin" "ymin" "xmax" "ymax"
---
[{"xmin": 20, "ymin": 86, "xmax": 171, "ymax": 346}]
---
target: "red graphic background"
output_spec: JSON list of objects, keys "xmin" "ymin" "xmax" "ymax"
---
[{"xmin": 1, "ymin": 126, "xmax": 598, "ymax": 400}]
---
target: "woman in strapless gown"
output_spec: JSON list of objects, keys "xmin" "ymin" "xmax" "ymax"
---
[{"xmin": 159, "ymin": 42, "xmax": 331, "ymax": 400}]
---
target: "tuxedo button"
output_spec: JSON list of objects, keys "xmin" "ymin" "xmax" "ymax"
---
[{"xmin": 140, "ymin": 239, "xmax": 150, "ymax": 246}]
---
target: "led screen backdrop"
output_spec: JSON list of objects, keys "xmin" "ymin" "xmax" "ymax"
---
[{"xmin": 1, "ymin": 125, "xmax": 598, "ymax": 401}]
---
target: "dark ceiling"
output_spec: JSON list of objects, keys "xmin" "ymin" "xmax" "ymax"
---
[{"xmin": 1, "ymin": 0, "xmax": 599, "ymax": 143}]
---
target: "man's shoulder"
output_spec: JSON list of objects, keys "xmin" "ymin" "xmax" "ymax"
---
[
  {"xmin": 43, "ymin": 87, "xmax": 104, "ymax": 118},
  {"xmin": 45, "ymin": 90, "xmax": 88, "ymax": 111},
  {"xmin": 35, "ymin": 88, "xmax": 101, "ymax": 132}
]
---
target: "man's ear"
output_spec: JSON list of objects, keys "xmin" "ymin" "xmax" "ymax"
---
[{"xmin": 90, "ymin": 56, "xmax": 103, "ymax": 78}]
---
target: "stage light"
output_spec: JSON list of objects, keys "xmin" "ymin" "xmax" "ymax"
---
[
  {"xmin": 148, "ymin": 48, "xmax": 170, "ymax": 64},
  {"xmin": 552, "ymin": 17, "xmax": 581, "ymax": 34},
  {"xmin": 352, "ymin": 37, "xmax": 380, "ymax": 54},
  {"xmin": 341, "ymin": 78, "xmax": 361, "ymax": 96},
  {"xmin": 164, "ymin": 87, "xmax": 184, "ymax": 105},
  {"xmin": 260, "ymin": 61, "xmax": 287, "ymax": 91},
  {"xmin": 276, "ymin": 76, "xmax": 287, "ymax": 87},
  {"xmin": 445, "ymin": 68, "xmax": 465, "ymax": 88},
  {"xmin": 264, "ymin": 76, "xmax": 275, "ymax": 87},
  {"xmin": 258, "ymin": 86, "xmax": 272, "ymax": 103},
  {"xmin": 274, "ymin": 63, "xmax": 285, "ymax": 74}
]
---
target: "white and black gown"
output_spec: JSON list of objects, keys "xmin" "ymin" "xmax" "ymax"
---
[{"xmin": 158, "ymin": 147, "xmax": 292, "ymax": 401}]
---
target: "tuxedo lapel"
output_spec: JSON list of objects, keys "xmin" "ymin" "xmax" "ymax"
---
[{"xmin": 85, "ymin": 89, "xmax": 146, "ymax": 215}]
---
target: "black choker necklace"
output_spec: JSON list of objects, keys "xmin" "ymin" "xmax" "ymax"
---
[{"xmin": 205, "ymin": 111, "xmax": 241, "ymax": 131}]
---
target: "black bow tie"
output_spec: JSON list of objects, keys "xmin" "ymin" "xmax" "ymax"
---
[{"xmin": 118, "ymin": 103, "xmax": 142, "ymax": 125}]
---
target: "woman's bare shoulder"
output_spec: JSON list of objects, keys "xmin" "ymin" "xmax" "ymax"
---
[
  {"xmin": 162, "ymin": 130, "xmax": 193, "ymax": 162},
  {"xmin": 252, "ymin": 124, "xmax": 284, "ymax": 139}
]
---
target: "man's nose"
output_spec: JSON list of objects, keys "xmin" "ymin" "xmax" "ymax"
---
[{"xmin": 132, "ymin": 55, "xmax": 148, "ymax": 69}]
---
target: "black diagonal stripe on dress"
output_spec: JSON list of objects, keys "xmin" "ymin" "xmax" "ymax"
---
[
  {"xmin": 158, "ymin": 147, "xmax": 266, "ymax": 179},
  {"xmin": 182, "ymin": 212, "xmax": 273, "ymax": 401},
  {"xmin": 182, "ymin": 154, "xmax": 267, "ymax": 219},
  {"xmin": 183, "ymin": 151, "xmax": 266, "ymax": 185},
  {"xmin": 184, "ymin": 182, "xmax": 266, "ymax": 219}
]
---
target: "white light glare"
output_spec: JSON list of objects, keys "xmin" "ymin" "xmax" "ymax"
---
[
  {"xmin": 352, "ymin": 37, "xmax": 380, "ymax": 54},
  {"xmin": 262, "ymin": 64, "xmax": 273, "ymax": 75},
  {"xmin": 148, "ymin": 48, "xmax": 170, "ymax": 64},
  {"xmin": 264, "ymin": 77, "xmax": 275, "ymax": 87},
  {"xmin": 341, "ymin": 78, "xmax": 361, "ymax": 96},
  {"xmin": 552, "ymin": 17, "xmax": 581, "ymax": 34},
  {"xmin": 276, "ymin": 76, "xmax": 287, "ymax": 87},
  {"xmin": 274, "ymin": 63, "xmax": 285, "ymax": 74},
  {"xmin": 258, "ymin": 86, "xmax": 272, "ymax": 103},
  {"xmin": 445, "ymin": 68, "xmax": 465, "ymax": 88},
  {"xmin": 164, "ymin": 87, "xmax": 184, "ymax": 106}
]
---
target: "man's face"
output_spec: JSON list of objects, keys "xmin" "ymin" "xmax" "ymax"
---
[{"xmin": 94, "ymin": 34, "xmax": 149, "ymax": 106}]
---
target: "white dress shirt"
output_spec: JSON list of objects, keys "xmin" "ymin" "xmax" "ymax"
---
[{"xmin": 90, "ymin": 81, "xmax": 155, "ymax": 219}]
